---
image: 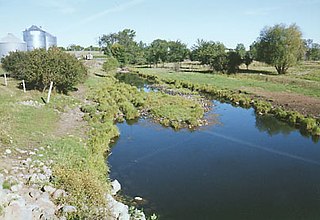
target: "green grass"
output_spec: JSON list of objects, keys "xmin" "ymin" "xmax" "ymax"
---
[{"xmin": 136, "ymin": 61, "xmax": 320, "ymax": 98}]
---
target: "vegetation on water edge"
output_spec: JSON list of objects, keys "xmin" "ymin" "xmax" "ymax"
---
[
  {"xmin": 83, "ymin": 70, "xmax": 205, "ymax": 130},
  {"xmin": 133, "ymin": 70, "xmax": 320, "ymax": 140}
]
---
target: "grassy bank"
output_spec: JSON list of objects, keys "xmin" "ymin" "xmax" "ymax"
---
[
  {"xmin": 1, "ymin": 61, "xmax": 206, "ymax": 218},
  {"xmin": 136, "ymin": 62, "xmax": 320, "ymax": 98},
  {"xmin": 131, "ymin": 64, "xmax": 320, "ymax": 140}
]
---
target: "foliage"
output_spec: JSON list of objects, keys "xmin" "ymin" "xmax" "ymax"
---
[
  {"xmin": 167, "ymin": 40, "xmax": 189, "ymax": 63},
  {"xmin": 135, "ymin": 68, "xmax": 320, "ymax": 138},
  {"xmin": 255, "ymin": 24, "xmax": 305, "ymax": 74},
  {"xmin": 147, "ymin": 39, "xmax": 169, "ymax": 66},
  {"xmin": 243, "ymin": 51, "xmax": 254, "ymax": 69},
  {"xmin": 227, "ymin": 51, "xmax": 242, "ymax": 73},
  {"xmin": 1, "ymin": 48, "xmax": 88, "ymax": 93},
  {"xmin": 99, "ymin": 29, "xmax": 144, "ymax": 66},
  {"xmin": 304, "ymin": 39, "xmax": 320, "ymax": 61},
  {"xmin": 103, "ymin": 57, "xmax": 119, "ymax": 73},
  {"xmin": 235, "ymin": 43, "xmax": 246, "ymax": 59}
]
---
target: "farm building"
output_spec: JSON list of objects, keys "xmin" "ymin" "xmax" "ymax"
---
[
  {"xmin": 23, "ymin": 25, "xmax": 57, "ymax": 51},
  {"xmin": 0, "ymin": 33, "xmax": 27, "ymax": 59}
]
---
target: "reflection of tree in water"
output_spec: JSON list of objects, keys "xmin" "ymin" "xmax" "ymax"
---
[
  {"xmin": 115, "ymin": 73, "xmax": 148, "ymax": 88},
  {"xmin": 255, "ymin": 115, "xmax": 296, "ymax": 136}
]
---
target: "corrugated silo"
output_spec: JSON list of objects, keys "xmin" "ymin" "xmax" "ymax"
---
[
  {"xmin": 0, "ymin": 33, "xmax": 27, "ymax": 59},
  {"xmin": 23, "ymin": 25, "xmax": 46, "ymax": 51},
  {"xmin": 45, "ymin": 32, "xmax": 57, "ymax": 49}
]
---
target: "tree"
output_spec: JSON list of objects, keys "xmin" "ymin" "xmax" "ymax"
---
[
  {"xmin": 167, "ymin": 40, "xmax": 189, "ymax": 63},
  {"xmin": 255, "ymin": 24, "xmax": 305, "ymax": 74},
  {"xmin": 191, "ymin": 39, "xmax": 226, "ymax": 71},
  {"xmin": 304, "ymin": 39, "xmax": 320, "ymax": 61},
  {"xmin": 1, "ymin": 48, "xmax": 87, "ymax": 93},
  {"xmin": 243, "ymin": 51, "xmax": 253, "ymax": 69},
  {"xmin": 102, "ymin": 57, "xmax": 119, "ymax": 73},
  {"xmin": 67, "ymin": 44, "xmax": 84, "ymax": 51},
  {"xmin": 235, "ymin": 43, "xmax": 246, "ymax": 60},
  {"xmin": 227, "ymin": 51, "xmax": 242, "ymax": 73},
  {"xmin": 99, "ymin": 29, "xmax": 142, "ymax": 65},
  {"xmin": 148, "ymin": 39, "xmax": 169, "ymax": 67}
]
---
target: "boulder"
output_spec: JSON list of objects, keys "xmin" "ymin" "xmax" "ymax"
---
[
  {"xmin": 111, "ymin": 179, "xmax": 121, "ymax": 195},
  {"xmin": 106, "ymin": 194, "xmax": 130, "ymax": 220},
  {"xmin": 3, "ymin": 197, "xmax": 32, "ymax": 220}
]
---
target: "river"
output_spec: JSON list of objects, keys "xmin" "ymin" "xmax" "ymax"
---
[{"xmin": 109, "ymin": 76, "xmax": 320, "ymax": 219}]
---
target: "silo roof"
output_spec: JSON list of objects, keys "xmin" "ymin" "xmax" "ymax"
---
[
  {"xmin": 0, "ymin": 33, "xmax": 25, "ymax": 43},
  {"xmin": 26, "ymin": 25, "xmax": 44, "ymax": 32}
]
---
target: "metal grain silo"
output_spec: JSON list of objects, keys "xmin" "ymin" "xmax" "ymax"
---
[
  {"xmin": 45, "ymin": 33, "xmax": 57, "ymax": 49},
  {"xmin": 0, "ymin": 33, "xmax": 27, "ymax": 59},
  {"xmin": 23, "ymin": 25, "xmax": 46, "ymax": 51}
]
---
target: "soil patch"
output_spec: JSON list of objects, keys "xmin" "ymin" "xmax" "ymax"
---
[{"xmin": 246, "ymin": 88, "xmax": 320, "ymax": 118}]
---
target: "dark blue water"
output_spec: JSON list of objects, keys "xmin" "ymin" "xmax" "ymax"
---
[{"xmin": 108, "ymin": 101, "xmax": 320, "ymax": 220}]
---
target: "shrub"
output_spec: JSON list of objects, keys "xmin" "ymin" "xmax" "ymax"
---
[
  {"xmin": 102, "ymin": 57, "xmax": 119, "ymax": 73},
  {"xmin": 1, "ymin": 48, "xmax": 87, "ymax": 93}
]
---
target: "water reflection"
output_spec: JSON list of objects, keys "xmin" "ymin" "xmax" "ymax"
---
[{"xmin": 255, "ymin": 114, "xmax": 296, "ymax": 136}]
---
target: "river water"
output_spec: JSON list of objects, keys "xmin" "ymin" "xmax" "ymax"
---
[{"xmin": 108, "ymin": 79, "xmax": 320, "ymax": 219}]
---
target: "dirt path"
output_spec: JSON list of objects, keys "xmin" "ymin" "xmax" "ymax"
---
[{"xmin": 54, "ymin": 84, "xmax": 88, "ymax": 138}]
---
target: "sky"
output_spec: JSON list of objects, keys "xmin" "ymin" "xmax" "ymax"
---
[{"xmin": 0, "ymin": 0, "xmax": 319, "ymax": 49}]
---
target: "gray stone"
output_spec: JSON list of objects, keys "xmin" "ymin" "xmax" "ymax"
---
[
  {"xmin": 3, "ymin": 197, "xmax": 32, "ymax": 220},
  {"xmin": 61, "ymin": 205, "xmax": 77, "ymax": 213},
  {"xmin": 111, "ymin": 179, "xmax": 121, "ymax": 195},
  {"xmin": 52, "ymin": 189, "xmax": 67, "ymax": 200},
  {"xmin": 36, "ymin": 194, "xmax": 56, "ymax": 216},
  {"xmin": 10, "ymin": 183, "xmax": 23, "ymax": 192},
  {"xmin": 106, "ymin": 194, "xmax": 130, "ymax": 220},
  {"xmin": 42, "ymin": 185, "xmax": 56, "ymax": 195},
  {"xmin": 28, "ymin": 189, "xmax": 41, "ymax": 199}
]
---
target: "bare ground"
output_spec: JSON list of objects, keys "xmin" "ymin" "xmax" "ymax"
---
[{"xmin": 245, "ymin": 88, "xmax": 320, "ymax": 118}]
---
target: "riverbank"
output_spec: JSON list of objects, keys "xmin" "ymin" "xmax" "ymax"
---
[
  {"xmin": 0, "ymin": 64, "xmax": 148, "ymax": 219},
  {"xmin": 129, "ymin": 66, "xmax": 320, "ymax": 140}
]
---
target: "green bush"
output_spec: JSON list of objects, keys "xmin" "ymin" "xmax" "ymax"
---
[
  {"xmin": 1, "ymin": 48, "xmax": 87, "ymax": 93},
  {"xmin": 102, "ymin": 57, "xmax": 119, "ymax": 73}
]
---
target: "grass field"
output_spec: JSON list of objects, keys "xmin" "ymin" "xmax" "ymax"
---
[{"xmin": 136, "ymin": 61, "xmax": 320, "ymax": 98}]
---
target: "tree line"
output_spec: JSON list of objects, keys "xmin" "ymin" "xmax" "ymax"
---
[{"xmin": 96, "ymin": 24, "xmax": 320, "ymax": 75}]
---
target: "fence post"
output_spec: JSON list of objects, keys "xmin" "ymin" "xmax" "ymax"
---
[
  {"xmin": 4, "ymin": 73, "xmax": 7, "ymax": 86},
  {"xmin": 22, "ymin": 80, "xmax": 26, "ymax": 93},
  {"xmin": 46, "ymin": 81, "xmax": 53, "ymax": 103}
]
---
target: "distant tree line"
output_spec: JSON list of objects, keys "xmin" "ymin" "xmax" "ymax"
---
[{"xmin": 70, "ymin": 24, "xmax": 319, "ymax": 75}]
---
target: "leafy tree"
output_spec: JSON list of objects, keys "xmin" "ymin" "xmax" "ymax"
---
[
  {"xmin": 102, "ymin": 57, "xmax": 119, "ymax": 73},
  {"xmin": 148, "ymin": 39, "xmax": 169, "ymax": 66},
  {"xmin": 243, "ymin": 51, "xmax": 253, "ymax": 69},
  {"xmin": 227, "ymin": 51, "xmax": 242, "ymax": 73},
  {"xmin": 304, "ymin": 39, "xmax": 320, "ymax": 61},
  {"xmin": 255, "ymin": 24, "xmax": 305, "ymax": 74},
  {"xmin": 191, "ymin": 39, "xmax": 226, "ymax": 71},
  {"xmin": 235, "ymin": 43, "xmax": 246, "ymax": 60},
  {"xmin": 67, "ymin": 44, "xmax": 84, "ymax": 51},
  {"xmin": 167, "ymin": 40, "xmax": 189, "ymax": 63},
  {"xmin": 99, "ymin": 29, "xmax": 142, "ymax": 65},
  {"xmin": 1, "ymin": 48, "xmax": 87, "ymax": 93}
]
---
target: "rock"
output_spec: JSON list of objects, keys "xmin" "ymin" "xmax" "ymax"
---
[
  {"xmin": 29, "ymin": 173, "xmax": 48, "ymax": 184},
  {"xmin": 111, "ymin": 179, "xmax": 121, "ymax": 195},
  {"xmin": 3, "ymin": 197, "xmax": 32, "ymax": 220},
  {"xmin": 106, "ymin": 194, "xmax": 130, "ymax": 220},
  {"xmin": 10, "ymin": 183, "xmax": 23, "ymax": 192},
  {"xmin": 134, "ymin": 197, "xmax": 143, "ymax": 201},
  {"xmin": 52, "ymin": 189, "xmax": 67, "ymax": 200},
  {"xmin": 28, "ymin": 189, "xmax": 41, "ymax": 199},
  {"xmin": 36, "ymin": 195, "xmax": 56, "ymax": 216},
  {"xmin": 61, "ymin": 205, "xmax": 77, "ymax": 213},
  {"xmin": 5, "ymin": 149, "xmax": 12, "ymax": 154},
  {"xmin": 41, "ymin": 185, "xmax": 56, "ymax": 195}
]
